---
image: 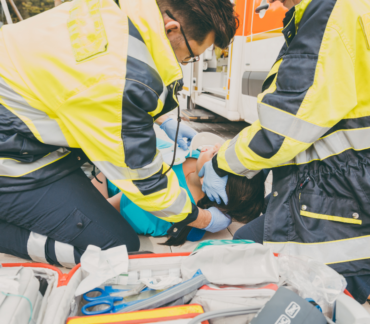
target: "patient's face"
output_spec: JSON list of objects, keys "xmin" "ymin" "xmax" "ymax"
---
[{"xmin": 196, "ymin": 143, "xmax": 221, "ymax": 176}]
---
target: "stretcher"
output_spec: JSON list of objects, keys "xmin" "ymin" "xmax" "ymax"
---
[{"xmin": 0, "ymin": 246, "xmax": 369, "ymax": 324}]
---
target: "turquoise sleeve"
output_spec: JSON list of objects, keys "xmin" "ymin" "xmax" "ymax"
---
[
  {"xmin": 119, "ymin": 195, "xmax": 172, "ymax": 236},
  {"xmin": 107, "ymin": 139, "xmax": 204, "ymax": 238}
]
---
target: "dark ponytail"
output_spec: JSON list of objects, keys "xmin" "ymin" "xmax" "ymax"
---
[{"xmin": 197, "ymin": 171, "xmax": 265, "ymax": 224}]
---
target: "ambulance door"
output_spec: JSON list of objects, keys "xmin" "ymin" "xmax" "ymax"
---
[
  {"xmin": 178, "ymin": 50, "xmax": 208, "ymax": 111},
  {"xmin": 193, "ymin": 45, "xmax": 232, "ymax": 118},
  {"xmin": 241, "ymin": 0, "xmax": 286, "ymax": 124},
  {"xmin": 191, "ymin": 0, "xmax": 247, "ymax": 121}
]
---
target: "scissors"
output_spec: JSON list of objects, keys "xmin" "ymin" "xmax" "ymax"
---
[{"xmin": 81, "ymin": 284, "xmax": 148, "ymax": 315}]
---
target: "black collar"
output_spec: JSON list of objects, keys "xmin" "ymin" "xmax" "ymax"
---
[{"xmin": 282, "ymin": 7, "xmax": 296, "ymax": 47}]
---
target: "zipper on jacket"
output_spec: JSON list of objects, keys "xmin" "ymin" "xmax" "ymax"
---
[
  {"xmin": 299, "ymin": 176, "xmax": 311, "ymax": 191},
  {"xmin": 298, "ymin": 176, "xmax": 310, "ymax": 202}
]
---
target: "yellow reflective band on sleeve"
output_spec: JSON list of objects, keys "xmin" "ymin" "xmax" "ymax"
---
[
  {"xmin": 220, "ymin": 134, "xmax": 261, "ymax": 179},
  {"xmin": 264, "ymin": 234, "xmax": 370, "ymax": 266},
  {"xmin": 292, "ymin": 127, "xmax": 370, "ymax": 165},
  {"xmin": 150, "ymin": 188, "xmax": 188, "ymax": 219},
  {"xmin": 128, "ymin": 35, "xmax": 157, "ymax": 73},
  {"xmin": 94, "ymin": 150, "xmax": 163, "ymax": 181},
  {"xmin": 258, "ymin": 103, "xmax": 330, "ymax": 144},
  {"xmin": 301, "ymin": 210, "xmax": 362, "ymax": 225},
  {"xmin": 126, "ymin": 0, "xmax": 182, "ymax": 86},
  {"xmin": 67, "ymin": 0, "xmax": 108, "ymax": 62},
  {"xmin": 0, "ymin": 76, "xmax": 69, "ymax": 146},
  {"xmin": 127, "ymin": 34, "xmax": 169, "ymax": 107},
  {"xmin": 112, "ymin": 165, "xmax": 192, "ymax": 223},
  {"xmin": 142, "ymin": 166, "xmax": 192, "ymax": 222},
  {"xmin": 0, "ymin": 150, "xmax": 71, "ymax": 177}
]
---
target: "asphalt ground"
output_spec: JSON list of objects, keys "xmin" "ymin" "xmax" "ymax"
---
[{"xmin": 182, "ymin": 119, "xmax": 250, "ymax": 140}]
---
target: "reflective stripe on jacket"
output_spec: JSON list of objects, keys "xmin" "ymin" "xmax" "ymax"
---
[
  {"xmin": 0, "ymin": 0, "xmax": 196, "ymax": 223},
  {"xmin": 214, "ymin": 0, "xmax": 370, "ymax": 275}
]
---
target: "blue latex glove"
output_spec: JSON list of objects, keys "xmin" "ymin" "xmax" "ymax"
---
[
  {"xmin": 203, "ymin": 207, "xmax": 232, "ymax": 233},
  {"xmin": 160, "ymin": 118, "xmax": 197, "ymax": 150},
  {"xmin": 198, "ymin": 160, "xmax": 229, "ymax": 205}
]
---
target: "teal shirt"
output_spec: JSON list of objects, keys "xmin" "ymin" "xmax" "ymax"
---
[{"xmin": 107, "ymin": 139, "xmax": 205, "ymax": 240}]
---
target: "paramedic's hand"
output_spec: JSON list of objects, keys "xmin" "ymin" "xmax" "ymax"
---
[
  {"xmin": 203, "ymin": 207, "xmax": 232, "ymax": 233},
  {"xmin": 199, "ymin": 160, "xmax": 229, "ymax": 205},
  {"xmin": 160, "ymin": 118, "xmax": 197, "ymax": 150}
]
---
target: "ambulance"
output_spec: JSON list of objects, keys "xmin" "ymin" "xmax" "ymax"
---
[{"xmin": 178, "ymin": 0, "xmax": 287, "ymax": 124}]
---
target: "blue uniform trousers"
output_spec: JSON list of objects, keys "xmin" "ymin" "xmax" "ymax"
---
[{"xmin": 0, "ymin": 168, "xmax": 140, "ymax": 267}]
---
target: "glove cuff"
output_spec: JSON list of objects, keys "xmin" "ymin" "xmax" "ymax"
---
[
  {"xmin": 202, "ymin": 209, "xmax": 215, "ymax": 231},
  {"xmin": 167, "ymin": 203, "xmax": 199, "ymax": 238},
  {"xmin": 212, "ymin": 155, "xmax": 230, "ymax": 178},
  {"xmin": 159, "ymin": 118, "xmax": 173, "ymax": 130}
]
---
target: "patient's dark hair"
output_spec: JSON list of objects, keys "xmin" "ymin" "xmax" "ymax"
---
[{"xmin": 163, "ymin": 171, "xmax": 265, "ymax": 246}]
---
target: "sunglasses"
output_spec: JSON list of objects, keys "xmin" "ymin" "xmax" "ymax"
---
[{"xmin": 165, "ymin": 10, "xmax": 200, "ymax": 64}]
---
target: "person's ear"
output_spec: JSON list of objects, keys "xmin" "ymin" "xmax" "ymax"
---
[{"xmin": 164, "ymin": 19, "xmax": 181, "ymax": 36}]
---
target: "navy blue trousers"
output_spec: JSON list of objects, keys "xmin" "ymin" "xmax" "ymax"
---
[
  {"xmin": 0, "ymin": 168, "xmax": 140, "ymax": 267},
  {"xmin": 234, "ymin": 210, "xmax": 370, "ymax": 304}
]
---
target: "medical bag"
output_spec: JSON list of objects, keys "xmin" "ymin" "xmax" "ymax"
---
[
  {"xmin": 0, "ymin": 252, "xmax": 194, "ymax": 324},
  {"xmin": 0, "ymin": 244, "xmax": 369, "ymax": 324}
]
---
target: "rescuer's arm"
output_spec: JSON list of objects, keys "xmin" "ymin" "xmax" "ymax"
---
[
  {"xmin": 92, "ymin": 171, "xmax": 214, "ymax": 229},
  {"xmin": 58, "ymin": 78, "xmax": 217, "ymax": 242},
  {"xmin": 154, "ymin": 115, "xmax": 169, "ymax": 125},
  {"xmin": 58, "ymin": 79, "xmax": 198, "ymax": 222},
  {"xmin": 202, "ymin": 26, "xmax": 357, "ymax": 198}
]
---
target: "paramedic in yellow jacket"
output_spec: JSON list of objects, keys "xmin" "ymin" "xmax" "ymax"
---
[
  {"xmin": 200, "ymin": 0, "xmax": 370, "ymax": 302},
  {"xmin": 0, "ymin": 0, "xmax": 238, "ymax": 267}
]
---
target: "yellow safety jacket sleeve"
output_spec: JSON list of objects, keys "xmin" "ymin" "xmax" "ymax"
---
[
  {"xmin": 215, "ymin": 0, "xmax": 358, "ymax": 178},
  {"xmin": 0, "ymin": 0, "xmax": 198, "ymax": 226},
  {"xmin": 57, "ymin": 78, "xmax": 194, "ymax": 224}
]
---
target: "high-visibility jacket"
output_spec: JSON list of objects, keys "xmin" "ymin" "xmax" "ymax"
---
[
  {"xmin": 214, "ymin": 0, "xmax": 370, "ymax": 276},
  {"xmin": 0, "ymin": 0, "xmax": 198, "ymax": 226}
]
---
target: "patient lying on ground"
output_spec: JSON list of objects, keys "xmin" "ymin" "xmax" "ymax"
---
[{"xmin": 92, "ymin": 139, "xmax": 265, "ymax": 246}]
